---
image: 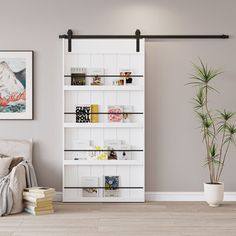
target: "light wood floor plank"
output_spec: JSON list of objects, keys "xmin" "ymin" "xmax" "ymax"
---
[{"xmin": 0, "ymin": 202, "xmax": 235, "ymax": 236}]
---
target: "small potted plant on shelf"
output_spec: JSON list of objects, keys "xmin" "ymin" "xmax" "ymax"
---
[{"xmin": 187, "ymin": 59, "xmax": 236, "ymax": 207}]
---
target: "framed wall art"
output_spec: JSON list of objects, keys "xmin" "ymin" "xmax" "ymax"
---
[{"xmin": 0, "ymin": 50, "xmax": 33, "ymax": 119}]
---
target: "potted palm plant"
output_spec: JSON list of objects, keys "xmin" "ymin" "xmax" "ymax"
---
[{"xmin": 188, "ymin": 59, "xmax": 236, "ymax": 207}]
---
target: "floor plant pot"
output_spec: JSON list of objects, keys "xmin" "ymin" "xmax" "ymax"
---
[{"xmin": 204, "ymin": 182, "xmax": 224, "ymax": 207}]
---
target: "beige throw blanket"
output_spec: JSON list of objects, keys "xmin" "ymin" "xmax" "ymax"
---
[{"xmin": 0, "ymin": 160, "xmax": 37, "ymax": 216}]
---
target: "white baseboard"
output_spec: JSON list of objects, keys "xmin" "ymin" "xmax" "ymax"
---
[
  {"xmin": 54, "ymin": 192, "xmax": 62, "ymax": 202},
  {"xmin": 145, "ymin": 192, "xmax": 236, "ymax": 201},
  {"xmin": 54, "ymin": 191, "xmax": 236, "ymax": 202}
]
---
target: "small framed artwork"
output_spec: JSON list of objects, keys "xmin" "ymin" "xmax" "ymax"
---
[{"xmin": 0, "ymin": 51, "xmax": 33, "ymax": 119}]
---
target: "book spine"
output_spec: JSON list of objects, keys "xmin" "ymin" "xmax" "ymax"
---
[{"xmin": 91, "ymin": 104, "xmax": 99, "ymax": 123}]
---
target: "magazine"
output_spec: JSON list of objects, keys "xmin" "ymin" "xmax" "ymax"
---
[
  {"xmin": 107, "ymin": 106, "xmax": 123, "ymax": 122},
  {"xmin": 104, "ymin": 176, "xmax": 119, "ymax": 197},
  {"xmin": 81, "ymin": 177, "xmax": 99, "ymax": 197}
]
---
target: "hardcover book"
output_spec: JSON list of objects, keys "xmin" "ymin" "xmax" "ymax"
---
[
  {"xmin": 76, "ymin": 105, "xmax": 91, "ymax": 123},
  {"xmin": 23, "ymin": 187, "xmax": 55, "ymax": 198},
  {"xmin": 81, "ymin": 177, "xmax": 99, "ymax": 197},
  {"xmin": 91, "ymin": 104, "xmax": 99, "ymax": 123},
  {"xmin": 24, "ymin": 207, "xmax": 54, "ymax": 216},
  {"xmin": 104, "ymin": 176, "xmax": 119, "ymax": 197}
]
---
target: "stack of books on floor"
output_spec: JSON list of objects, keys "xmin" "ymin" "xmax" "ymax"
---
[{"xmin": 23, "ymin": 187, "xmax": 55, "ymax": 216}]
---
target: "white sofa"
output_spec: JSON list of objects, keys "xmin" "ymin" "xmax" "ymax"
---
[{"xmin": 0, "ymin": 139, "xmax": 33, "ymax": 214}]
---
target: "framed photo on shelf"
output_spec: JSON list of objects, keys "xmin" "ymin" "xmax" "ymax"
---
[
  {"xmin": 0, "ymin": 51, "xmax": 34, "ymax": 120},
  {"xmin": 89, "ymin": 68, "xmax": 104, "ymax": 86}
]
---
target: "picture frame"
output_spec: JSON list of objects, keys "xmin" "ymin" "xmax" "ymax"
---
[{"xmin": 0, "ymin": 50, "xmax": 34, "ymax": 120}]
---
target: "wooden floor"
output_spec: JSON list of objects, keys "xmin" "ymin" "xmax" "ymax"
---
[{"xmin": 1, "ymin": 202, "xmax": 236, "ymax": 236}]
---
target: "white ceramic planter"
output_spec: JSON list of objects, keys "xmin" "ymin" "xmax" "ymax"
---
[{"xmin": 204, "ymin": 182, "xmax": 224, "ymax": 207}]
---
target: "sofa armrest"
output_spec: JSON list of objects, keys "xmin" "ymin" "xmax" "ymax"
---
[{"xmin": 9, "ymin": 165, "xmax": 26, "ymax": 214}]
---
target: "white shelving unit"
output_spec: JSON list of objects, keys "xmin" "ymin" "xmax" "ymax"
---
[{"xmin": 62, "ymin": 38, "xmax": 145, "ymax": 202}]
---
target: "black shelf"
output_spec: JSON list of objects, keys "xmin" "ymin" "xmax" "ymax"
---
[{"xmin": 64, "ymin": 149, "xmax": 143, "ymax": 152}]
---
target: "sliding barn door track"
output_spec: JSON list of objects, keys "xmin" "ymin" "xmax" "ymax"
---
[{"xmin": 59, "ymin": 29, "xmax": 229, "ymax": 52}]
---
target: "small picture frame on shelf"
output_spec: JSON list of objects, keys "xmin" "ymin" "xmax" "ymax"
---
[
  {"xmin": 120, "ymin": 69, "xmax": 133, "ymax": 85},
  {"xmin": 113, "ymin": 78, "xmax": 125, "ymax": 86},
  {"xmin": 89, "ymin": 68, "xmax": 104, "ymax": 86},
  {"xmin": 71, "ymin": 67, "xmax": 86, "ymax": 85},
  {"xmin": 123, "ymin": 105, "xmax": 133, "ymax": 123}
]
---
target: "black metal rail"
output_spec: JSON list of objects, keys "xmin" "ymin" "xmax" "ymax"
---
[
  {"xmin": 59, "ymin": 29, "xmax": 229, "ymax": 52},
  {"xmin": 64, "ymin": 186, "xmax": 143, "ymax": 189},
  {"xmin": 64, "ymin": 112, "xmax": 144, "ymax": 115},
  {"xmin": 64, "ymin": 75, "xmax": 143, "ymax": 78},
  {"xmin": 64, "ymin": 149, "xmax": 143, "ymax": 152}
]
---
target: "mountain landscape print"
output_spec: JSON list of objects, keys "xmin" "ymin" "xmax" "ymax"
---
[{"xmin": 0, "ymin": 59, "xmax": 26, "ymax": 113}]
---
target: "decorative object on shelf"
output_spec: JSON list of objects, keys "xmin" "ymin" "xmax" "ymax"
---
[
  {"xmin": 120, "ymin": 70, "xmax": 133, "ymax": 85},
  {"xmin": 104, "ymin": 176, "xmax": 119, "ymax": 197},
  {"xmin": 0, "ymin": 51, "xmax": 33, "ymax": 120},
  {"xmin": 105, "ymin": 140, "xmax": 125, "ymax": 160},
  {"xmin": 108, "ymin": 149, "xmax": 118, "ymax": 160},
  {"xmin": 71, "ymin": 67, "xmax": 86, "ymax": 85},
  {"xmin": 187, "ymin": 59, "xmax": 236, "ymax": 207},
  {"xmin": 76, "ymin": 105, "xmax": 91, "ymax": 123},
  {"xmin": 113, "ymin": 78, "xmax": 125, "ymax": 86},
  {"xmin": 91, "ymin": 104, "xmax": 99, "ymax": 123},
  {"xmin": 123, "ymin": 105, "xmax": 133, "ymax": 123},
  {"xmin": 96, "ymin": 146, "xmax": 108, "ymax": 160},
  {"xmin": 89, "ymin": 68, "xmax": 104, "ymax": 86},
  {"xmin": 81, "ymin": 176, "xmax": 99, "ymax": 197},
  {"xmin": 108, "ymin": 105, "xmax": 123, "ymax": 122},
  {"xmin": 118, "ymin": 145, "xmax": 131, "ymax": 160}
]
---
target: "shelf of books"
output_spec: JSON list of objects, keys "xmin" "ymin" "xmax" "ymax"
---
[{"xmin": 62, "ymin": 38, "xmax": 145, "ymax": 202}]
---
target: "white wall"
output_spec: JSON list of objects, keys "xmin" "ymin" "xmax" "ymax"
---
[{"xmin": 1, "ymin": 0, "xmax": 236, "ymax": 191}]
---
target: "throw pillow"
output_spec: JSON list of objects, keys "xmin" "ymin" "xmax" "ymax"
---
[
  {"xmin": 0, "ymin": 157, "xmax": 13, "ymax": 178},
  {"xmin": 9, "ymin": 157, "xmax": 24, "ymax": 172}
]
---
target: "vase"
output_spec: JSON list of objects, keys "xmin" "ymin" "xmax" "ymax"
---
[{"xmin": 204, "ymin": 182, "xmax": 224, "ymax": 207}]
